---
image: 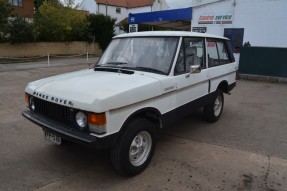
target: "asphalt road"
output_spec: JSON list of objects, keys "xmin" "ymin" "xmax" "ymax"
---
[{"xmin": 0, "ymin": 63, "xmax": 286, "ymax": 191}]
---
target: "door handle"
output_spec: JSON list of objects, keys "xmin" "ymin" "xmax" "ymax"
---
[{"xmin": 185, "ymin": 73, "xmax": 190, "ymax": 78}]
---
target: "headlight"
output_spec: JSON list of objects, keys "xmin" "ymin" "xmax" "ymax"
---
[
  {"xmin": 76, "ymin": 111, "xmax": 87, "ymax": 129},
  {"xmin": 29, "ymin": 97, "xmax": 35, "ymax": 111}
]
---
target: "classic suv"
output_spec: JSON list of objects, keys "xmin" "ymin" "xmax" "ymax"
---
[{"xmin": 22, "ymin": 31, "xmax": 238, "ymax": 176}]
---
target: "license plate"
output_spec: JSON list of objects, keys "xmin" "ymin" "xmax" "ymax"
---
[{"xmin": 44, "ymin": 131, "xmax": 62, "ymax": 145}]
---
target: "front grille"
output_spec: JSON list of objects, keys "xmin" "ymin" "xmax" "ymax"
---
[{"xmin": 33, "ymin": 97, "xmax": 71, "ymax": 126}]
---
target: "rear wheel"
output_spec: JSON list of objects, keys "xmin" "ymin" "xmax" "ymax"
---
[
  {"xmin": 204, "ymin": 90, "xmax": 224, "ymax": 122},
  {"xmin": 111, "ymin": 118, "xmax": 157, "ymax": 176}
]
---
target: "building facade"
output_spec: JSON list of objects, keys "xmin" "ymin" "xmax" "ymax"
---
[
  {"xmin": 95, "ymin": 0, "xmax": 169, "ymax": 34},
  {"xmin": 191, "ymin": 0, "xmax": 287, "ymax": 61},
  {"xmin": 5, "ymin": 0, "xmax": 34, "ymax": 18}
]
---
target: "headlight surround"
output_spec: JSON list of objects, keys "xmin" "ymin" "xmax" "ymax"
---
[
  {"xmin": 29, "ymin": 96, "xmax": 35, "ymax": 111},
  {"xmin": 75, "ymin": 111, "xmax": 88, "ymax": 129}
]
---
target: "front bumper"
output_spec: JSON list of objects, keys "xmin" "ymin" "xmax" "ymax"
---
[{"xmin": 22, "ymin": 110, "xmax": 118, "ymax": 149}]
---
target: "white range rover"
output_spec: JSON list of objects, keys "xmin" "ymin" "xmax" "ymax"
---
[{"xmin": 23, "ymin": 31, "xmax": 238, "ymax": 176}]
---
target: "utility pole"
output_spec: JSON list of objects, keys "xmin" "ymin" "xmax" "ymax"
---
[{"xmin": 105, "ymin": 0, "xmax": 107, "ymax": 16}]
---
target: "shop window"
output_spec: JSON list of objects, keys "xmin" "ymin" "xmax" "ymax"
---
[
  {"xmin": 116, "ymin": 7, "xmax": 121, "ymax": 14},
  {"xmin": 9, "ymin": 0, "xmax": 23, "ymax": 7},
  {"xmin": 224, "ymin": 28, "xmax": 244, "ymax": 53}
]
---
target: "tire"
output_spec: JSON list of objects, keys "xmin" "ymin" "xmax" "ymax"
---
[
  {"xmin": 111, "ymin": 118, "xmax": 157, "ymax": 176},
  {"xmin": 204, "ymin": 89, "xmax": 224, "ymax": 122}
]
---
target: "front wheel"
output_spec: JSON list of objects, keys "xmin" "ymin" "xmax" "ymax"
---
[
  {"xmin": 204, "ymin": 90, "xmax": 224, "ymax": 122},
  {"xmin": 111, "ymin": 118, "xmax": 157, "ymax": 176}
]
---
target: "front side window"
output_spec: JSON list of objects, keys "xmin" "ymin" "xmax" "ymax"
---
[
  {"xmin": 9, "ymin": 0, "xmax": 23, "ymax": 6},
  {"xmin": 175, "ymin": 38, "xmax": 205, "ymax": 75},
  {"xmin": 97, "ymin": 37, "xmax": 179, "ymax": 75}
]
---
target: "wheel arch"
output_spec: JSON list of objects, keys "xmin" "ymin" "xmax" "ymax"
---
[
  {"xmin": 119, "ymin": 107, "xmax": 162, "ymax": 134},
  {"xmin": 217, "ymin": 80, "xmax": 229, "ymax": 94}
]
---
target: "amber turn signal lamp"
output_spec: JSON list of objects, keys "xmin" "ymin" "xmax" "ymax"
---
[
  {"xmin": 25, "ymin": 93, "xmax": 29, "ymax": 104},
  {"xmin": 88, "ymin": 113, "xmax": 106, "ymax": 126}
]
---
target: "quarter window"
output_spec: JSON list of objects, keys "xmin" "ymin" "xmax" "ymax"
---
[
  {"xmin": 217, "ymin": 41, "xmax": 231, "ymax": 64},
  {"xmin": 9, "ymin": 0, "xmax": 23, "ymax": 6},
  {"xmin": 207, "ymin": 39, "xmax": 232, "ymax": 67}
]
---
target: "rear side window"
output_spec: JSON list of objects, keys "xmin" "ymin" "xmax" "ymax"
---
[{"xmin": 207, "ymin": 39, "xmax": 232, "ymax": 67}]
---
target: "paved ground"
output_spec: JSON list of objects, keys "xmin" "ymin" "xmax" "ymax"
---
[
  {"xmin": 0, "ymin": 57, "xmax": 98, "ymax": 71},
  {"xmin": 0, "ymin": 63, "xmax": 287, "ymax": 191}
]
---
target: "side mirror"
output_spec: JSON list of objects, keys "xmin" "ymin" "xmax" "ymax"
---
[{"xmin": 190, "ymin": 65, "xmax": 201, "ymax": 74}]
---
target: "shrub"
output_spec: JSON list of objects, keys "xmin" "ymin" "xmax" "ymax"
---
[{"xmin": 87, "ymin": 14, "xmax": 116, "ymax": 50}]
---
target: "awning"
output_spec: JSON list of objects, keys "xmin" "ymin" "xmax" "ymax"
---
[{"xmin": 128, "ymin": 7, "xmax": 192, "ymax": 31}]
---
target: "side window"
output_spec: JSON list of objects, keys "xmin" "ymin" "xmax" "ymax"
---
[
  {"xmin": 217, "ymin": 41, "xmax": 231, "ymax": 64},
  {"xmin": 207, "ymin": 39, "xmax": 219, "ymax": 67},
  {"xmin": 207, "ymin": 39, "xmax": 233, "ymax": 67},
  {"xmin": 174, "ymin": 43, "xmax": 185, "ymax": 75},
  {"xmin": 174, "ymin": 38, "xmax": 205, "ymax": 75}
]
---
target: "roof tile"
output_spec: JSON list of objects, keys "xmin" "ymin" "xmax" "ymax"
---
[{"xmin": 96, "ymin": 0, "xmax": 155, "ymax": 8}]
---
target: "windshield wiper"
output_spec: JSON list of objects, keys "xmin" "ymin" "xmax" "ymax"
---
[
  {"xmin": 133, "ymin": 67, "xmax": 166, "ymax": 75},
  {"xmin": 105, "ymin": 62, "xmax": 128, "ymax": 65}
]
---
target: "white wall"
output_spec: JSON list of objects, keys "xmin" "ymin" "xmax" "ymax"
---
[
  {"xmin": 192, "ymin": 0, "xmax": 287, "ymax": 48},
  {"xmin": 98, "ymin": 4, "xmax": 128, "ymax": 23},
  {"xmin": 97, "ymin": 0, "xmax": 169, "ymax": 24}
]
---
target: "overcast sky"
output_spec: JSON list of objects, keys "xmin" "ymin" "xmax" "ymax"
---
[{"xmin": 74, "ymin": 0, "xmax": 193, "ymax": 13}]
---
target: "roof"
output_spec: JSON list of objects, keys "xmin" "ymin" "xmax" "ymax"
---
[
  {"xmin": 129, "ymin": 7, "xmax": 192, "ymax": 31},
  {"xmin": 95, "ymin": 0, "xmax": 155, "ymax": 8},
  {"xmin": 115, "ymin": 17, "xmax": 128, "ymax": 26},
  {"xmin": 114, "ymin": 31, "xmax": 228, "ymax": 40}
]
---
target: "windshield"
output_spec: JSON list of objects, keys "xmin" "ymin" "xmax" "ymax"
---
[{"xmin": 96, "ymin": 37, "xmax": 179, "ymax": 75}]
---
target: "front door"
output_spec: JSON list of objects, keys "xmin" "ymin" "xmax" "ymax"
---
[{"xmin": 174, "ymin": 37, "xmax": 209, "ymax": 118}]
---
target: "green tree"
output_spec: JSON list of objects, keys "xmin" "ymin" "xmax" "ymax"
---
[
  {"xmin": 9, "ymin": 15, "xmax": 34, "ymax": 43},
  {"xmin": 87, "ymin": 14, "xmax": 116, "ymax": 50},
  {"xmin": 0, "ymin": 0, "xmax": 13, "ymax": 42},
  {"xmin": 34, "ymin": 0, "xmax": 87, "ymax": 41}
]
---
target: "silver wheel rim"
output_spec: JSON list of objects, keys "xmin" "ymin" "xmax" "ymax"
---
[
  {"xmin": 214, "ymin": 95, "xmax": 223, "ymax": 116},
  {"xmin": 129, "ymin": 131, "xmax": 152, "ymax": 167}
]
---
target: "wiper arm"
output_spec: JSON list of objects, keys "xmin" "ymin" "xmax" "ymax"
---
[
  {"xmin": 134, "ymin": 67, "xmax": 166, "ymax": 75},
  {"xmin": 105, "ymin": 62, "xmax": 128, "ymax": 65}
]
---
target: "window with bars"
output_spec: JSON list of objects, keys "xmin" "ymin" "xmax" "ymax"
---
[
  {"xmin": 116, "ymin": 7, "xmax": 121, "ymax": 14},
  {"xmin": 9, "ymin": 0, "xmax": 23, "ymax": 7}
]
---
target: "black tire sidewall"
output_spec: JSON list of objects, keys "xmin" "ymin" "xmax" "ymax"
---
[
  {"xmin": 114, "ymin": 118, "xmax": 157, "ymax": 176},
  {"xmin": 204, "ymin": 90, "xmax": 224, "ymax": 122},
  {"xmin": 213, "ymin": 91, "xmax": 224, "ymax": 119}
]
